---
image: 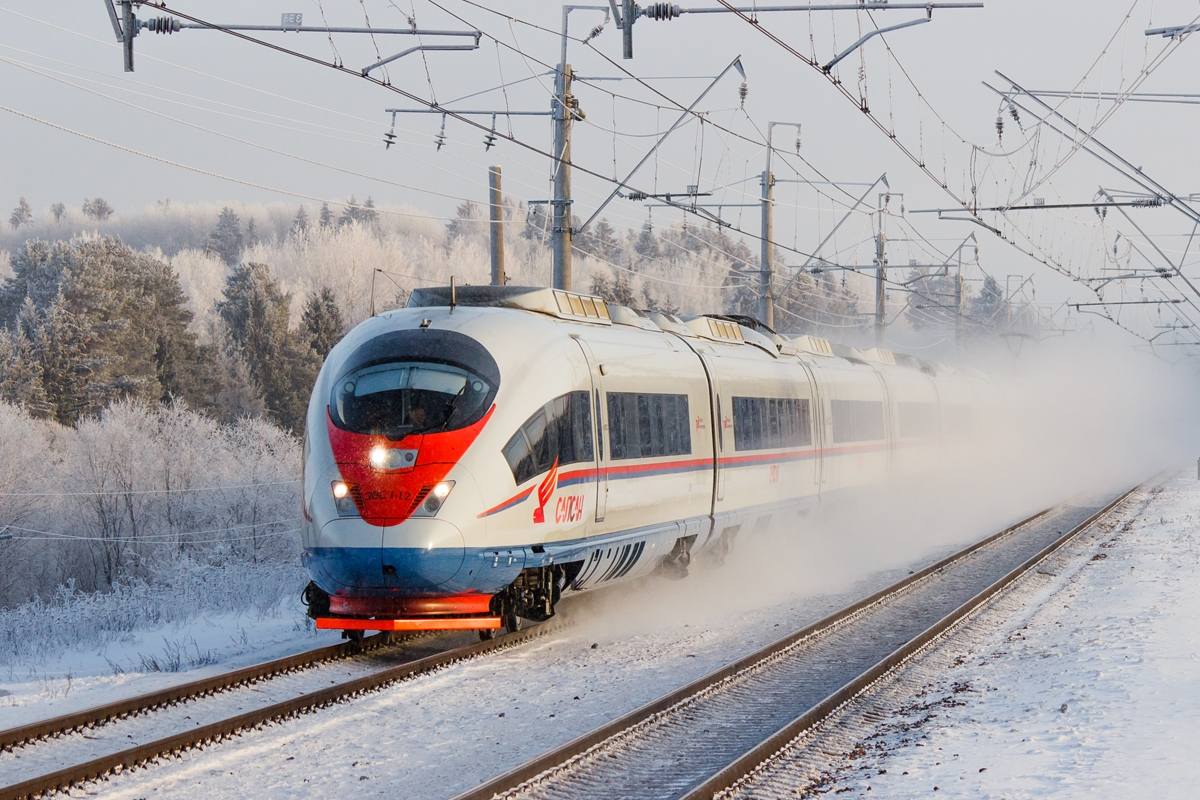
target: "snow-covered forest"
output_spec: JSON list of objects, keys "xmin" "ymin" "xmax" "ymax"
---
[{"xmin": 0, "ymin": 194, "xmax": 1012, "ymax": 664}]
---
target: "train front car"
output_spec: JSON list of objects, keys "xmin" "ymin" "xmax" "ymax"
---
[{"xmin": 301, "ymin": 286, "xmax": 606, "ymax": 638}]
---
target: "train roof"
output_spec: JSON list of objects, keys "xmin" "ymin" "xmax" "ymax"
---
[{"xmin": 405, "ymin": 284, "xmax": 980, "ymax": 379}]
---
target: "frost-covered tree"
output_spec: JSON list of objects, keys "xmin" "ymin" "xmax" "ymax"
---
[
  {"xmin": 216, "ymin": 262, "xmax": 319, "ymax": 432},
  {"xmin": 0, "ymin": 237, "xmax": 210, "ymax": 423},
  {"xmin": 318, "ymin": 202, "xmax": 334, "ymax": 229},
  {"xmin": 633, "ymin": 219, "xmax": 661, "ymax": 258},
  {"xmin": 301, "ymin": 286, "xmax": 345, "ymax": 358},
  {"xmin": 206, "ymin": 207, "xmax": 244, "ymax": 266},
  {"xmin": 245, "ymin": 217, "xmax": 260, "ymax": 249},
  {"xmin": 576, "ymin": 219, "xmax": 624, "ymax": 266},
  {"xmin": 362, "ymin": 196, "xmax": 379, "ymax": 224},
  {"xmin": 972, "ymin": 274, "xmax": 1004, "ymax": 324},
  {"xmin": 82, "ymin": 197, "xmax": 113, "ymax": 221},
  {"xmin": 9, "ymin": 197, "xmax": 32, "ymax": 229},
  {"xmin": 292, "ymin": 205, "xmax": 309, "ymax": 234},
  {"xmin": 50, "ymin": 202, "xmax": 66, "ymax": 222},
  {"xmin": 446, "ymin": 200, "xmax": 481, "ymax": 242}
]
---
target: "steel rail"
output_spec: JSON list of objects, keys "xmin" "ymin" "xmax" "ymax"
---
[
  {"xmin": 0, "ymin": 632, "xmax": 395, "ymax": 752},
  {"xmin": 0, "ymin": 621, "xmax": 560, "ymax": 800},
  {"xmin": 453, "ymin": 487, "xmax": 1137, "ymax": 800},
  {"xmin": 684, "ymin": 484, "xmax": 1139, "ymax": 800}
]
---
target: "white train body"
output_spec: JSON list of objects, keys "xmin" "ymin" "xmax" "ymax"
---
[{"xmin": 300, "ymin": 286, "xmax": 986, "ymax": 628}]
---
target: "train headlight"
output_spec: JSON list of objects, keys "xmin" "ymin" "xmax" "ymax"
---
[
  {"xmin": 418, "ymin": 481, "xmax": 455, "ymax": 515},
  {"xmin": 369, "ymin": 445, "xmax": 418, "ymax": 471},
  {"xmin": 331, "ymin": 481, "xmax": 359, "ymax": 517}
]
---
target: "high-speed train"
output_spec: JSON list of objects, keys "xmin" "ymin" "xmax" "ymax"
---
[{"xmin": 300, "ymin": 285, "xmax": 987, "ymax": 638}]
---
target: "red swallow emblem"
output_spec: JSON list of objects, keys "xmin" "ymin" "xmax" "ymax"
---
[{"xmin": 533, "ymin": 456, "xmax": 559, "ymax": 524}]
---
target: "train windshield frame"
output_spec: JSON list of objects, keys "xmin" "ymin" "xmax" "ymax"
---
[{"xmin": 328, "ymin": 329, "xmax": 499, "ymax": 440}]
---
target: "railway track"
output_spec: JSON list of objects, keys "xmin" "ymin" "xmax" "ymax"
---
[
  {"xmin": 453, "ymin": 485, "xmax": 1140, "ymax": 800},
  {"xmin": 0, "ymin": 620, "xmax": 560, "ymax": 800}
]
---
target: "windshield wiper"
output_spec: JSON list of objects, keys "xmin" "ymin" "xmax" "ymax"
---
[{"xmin": 439, "ymin": 387, "xmax": 468, "ymax": 431}]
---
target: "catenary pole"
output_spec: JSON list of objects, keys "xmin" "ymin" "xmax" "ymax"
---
[{"xmin": 489, "ymin": 166, "xmax": 505, "ymax": 286}]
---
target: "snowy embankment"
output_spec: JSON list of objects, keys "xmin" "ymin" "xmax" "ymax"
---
[
  {"xmin": 0, "ymin": 566, "xmax": 340, "ymax": 728},
  {"xmin": 779, "ymin": 470, "xmax": 1200, "ymax": 798}
]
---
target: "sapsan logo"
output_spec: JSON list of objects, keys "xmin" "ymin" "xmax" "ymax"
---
[{"xmin": 533, "ymin": 456, "xmax": 559, "ymax": 524}]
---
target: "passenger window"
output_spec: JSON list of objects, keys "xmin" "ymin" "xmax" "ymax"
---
[
  {"xmin": 732, "ymin": 397, "xmax": 811, "ymax": 450},
  {"xmin": 607, "ymin": 392, "xmax": 691, "ymax": 460},
  {"xmin": 502, "ymin": 391, "xmax": 594, "ymax": 485},
  {"xmin": 831, "ymin": 399, "xmax": 885, "ymax": 443}
]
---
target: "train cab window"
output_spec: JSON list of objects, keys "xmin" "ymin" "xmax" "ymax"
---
[
  {"xmin": 502, "ymin": 392, "xmax": 594, "ymax": 485},
  {"xmin": 607, "ymin": 392, "xmax": 691, "ymax": 460},
  {"xmin": 329, "ymin": 329, "xmax": 499, "ymax": 441},
  {"xmin": 732, "ymin": 397, "xmax": 812, "ymax": 451},
  {"xmin": 898, "ymin": 401, "xmax": 938, "ymax": 438},
  {"xmin": 831, "ymin": 399, "xmax": 885, "ymax": 443}
]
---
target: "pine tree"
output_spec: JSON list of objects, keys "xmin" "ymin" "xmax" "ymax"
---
[
  {"xmin": 318, "ymin": 203, "xmax": 334, "ymax": 228},
  {"xmin": 292, "ymin": 205, "xmax": 309, "ymax": 234},
  {"xmin": 216, "ymin": 262, "xmax": 320, "ymax": 433},
  {"xmin": 446, "ymin": 200, "xmax": 479, "ymax": 242},
  {"xmin": 0, "ymin": 237, "xmax": 211, "ymax": 423},
  {"xmin": 206, "ymin": 207, "xmax": 244, "ymax": 266},
  {"xmin": 634, "ymin": 219, "xmax": 661, "ymax": 258},
  {"xmin": 338, "ymin": 196, "xmax": 360, "ymax": 228},
  {"xmin": 971, "ymin": 275, "xmax": 1004, "ymax": 323},
  {"xmin": 301, "ymin": 287, "xmax": 345, "ymax": 358},
  {"xmin": 51, "ymin": 202, "xmax": 66, "ymax": 222},
  {"xmin": 9, "ymin": 197, "xmax": 32, "ymax": 229},
  {"xmin": 245, "ymin": 217, "xmax": 260, "ymax": 249},
  {"xmin": 362, "ymin": 196, "xmax": 379, "ymax": 224}
]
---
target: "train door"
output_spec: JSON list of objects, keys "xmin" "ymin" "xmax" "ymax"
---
[
  {"xmin": 798, "ymin": 360, "xmax": 825, "ymax": 487},
  {"xmin": 870, "ymin": 367, "xmax": 895, "ymax": 472},
  {"xmin": 697, "ymin": 350, "xmax": 726, "ymax": 504},
  {"xmin": 572, "ymin": 337, "xmax": 608, "ymax": 522}
]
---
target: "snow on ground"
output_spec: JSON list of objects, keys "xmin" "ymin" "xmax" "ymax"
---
[
  {"xmin": 0, "ymin": 604, "xmax": 342, "ymax": 728},
  {"xmin": 754, "ymin": 470, "xmax": 1200, "ymax": 799}
]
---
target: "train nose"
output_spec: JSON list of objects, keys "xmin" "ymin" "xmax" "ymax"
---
[
  {"xmin": 305, "ymin": 516, "xmax": 466, "ymax": 594},
  {"xmin": 381, "ymin": 517, "xmax": 466, "ymax": 591}
]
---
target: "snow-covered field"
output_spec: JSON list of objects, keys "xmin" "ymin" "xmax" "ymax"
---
[
  {"xmin": 742, "ymin": 470, "xmax": 1200, "ymax": 799},
  {"xmin": 0, "ymin": 600, "xmax": 341, "ymax": 729}
]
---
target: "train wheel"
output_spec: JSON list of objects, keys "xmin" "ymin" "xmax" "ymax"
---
[
  {"xmin": 503, "ymin": 610, "xmax": 522, "ymax": 634},
  {"xmin": 478, "ymin": 628, "xmax": 499, "ymax": 641},
  {"xmin": 343, "ymin": 629, "xmax": 364, "ymax": 644}
]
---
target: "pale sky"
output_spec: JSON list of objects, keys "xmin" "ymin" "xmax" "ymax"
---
[{"xmin": 3, "ymin": 1, "xmax": 1200, "ymax": 346}]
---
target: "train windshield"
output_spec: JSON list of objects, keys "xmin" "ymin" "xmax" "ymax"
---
[
  {"xmin": 331, "ymin": 361, "xmax": 494, "ymax": 439},
  {"xmin": 329, "ymin": 329, "xmax": 500, "ymax": 439}
]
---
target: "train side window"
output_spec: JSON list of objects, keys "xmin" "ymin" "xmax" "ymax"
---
[
  {"xmin": 607, "ymin": 392, "xmax": 691, "ymax": 460},
  {"xmin": 502, "ymin": 391, "xmax": 594, "ymax": 485},
  {"xmin": 898, "ymin": 401, "xmax": 938, "ymax": 438},
  {"xmin": 732, "ymin": 397, "xmax": 812, "ymax": 451},
  {"xmin": 830, "ymin": 399, "xmax": 885, "ymax": 443}
]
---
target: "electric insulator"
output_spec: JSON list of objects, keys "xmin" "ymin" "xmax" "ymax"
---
[
  {"xmin": 1009, "ymin": 105, "xmax": 1020, "ymax": 124},
  {"xmin": 996, "ymin": 115, "xmax": 1004, "ymax": 139},
  {"xmin": 383, "ymin": 129, "xmax": 396, "ymax": 150},
  {"xmin": 739, "ymin": 82, "xmax": 748, "ymax": 106},
  {"xmin": 643, "ymin": 3, "xmax": 682, "ymax": 21},
  {"xmin": 143, "ymin": 16, "xmax": 182, "ymax": 34},
  {"xmin": 435, "ymin": 115, "xmax": 447, "ymax": 152},
  {"xmin": 586, "ymin": 24, "xmax": 605, "ymax": 42},
  {"xmin": 795, "ymin": 132, "xmax": 802, "ymax": 153},
  {"xmin": 483, "ymin": 130, "xmax": 498, "ymax": 151}
]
